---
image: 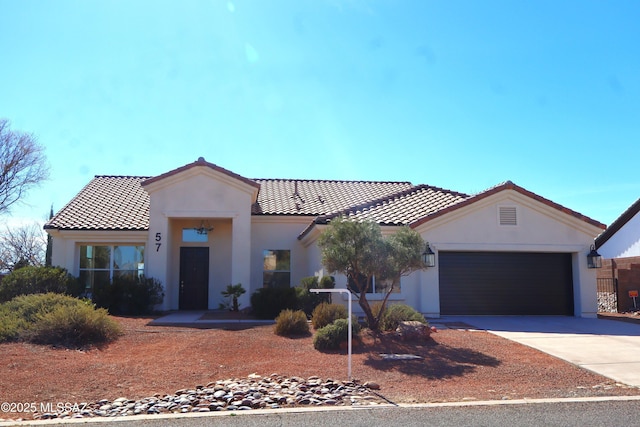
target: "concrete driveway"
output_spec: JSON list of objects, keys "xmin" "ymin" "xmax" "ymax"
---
[{"xmin": 443, "ymin": 316, "xmax": 640, "ymax": 387}]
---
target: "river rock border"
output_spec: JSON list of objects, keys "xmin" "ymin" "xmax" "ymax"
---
[{"xmin": 34, "ymin": 374, "xmax": 387, "ymax": 420}]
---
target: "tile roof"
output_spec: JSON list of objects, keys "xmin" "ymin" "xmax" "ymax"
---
[
  {"xmin": 43, "ymin": 167, "xmax": 604, "ymax": 234},
  {"xmin": 252, "ymin": 179, "xmax": 414, "ymax": 216},
  {"xmin": 45, "ymin": 176, "xmax": 151, "ymax": 231},
  {"xmin": 317, "ymin": 184, "xmax": 469, "ymax": 225},
  {"xmin": 45, "ymin": 176, "xmax": 416, "ymax": 231}
]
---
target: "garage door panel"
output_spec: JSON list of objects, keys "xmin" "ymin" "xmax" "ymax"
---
[{"xmin": 439, "ymin": 252, "xmax": 574, "ymax": 315}]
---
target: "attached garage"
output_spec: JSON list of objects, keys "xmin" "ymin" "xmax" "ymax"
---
[{"xmin": 439, "ymin": 251, "xmax": 574, "ymax": 315}]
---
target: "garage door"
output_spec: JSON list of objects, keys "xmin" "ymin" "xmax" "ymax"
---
[{"xmin": 439, "ymin": 252, "xmax": 574, "ymax": 315}]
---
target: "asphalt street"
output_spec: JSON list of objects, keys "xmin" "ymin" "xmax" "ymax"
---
[{"xmin": 5, "ymin": 398, "xmax": 640, "ymax": 427}]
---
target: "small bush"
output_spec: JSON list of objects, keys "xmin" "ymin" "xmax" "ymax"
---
[
  {"xmin": 0, "ymin": 266, "xmax": 81, "ymax": 302},
  {"xmin": 250, "ymin": 287, "xmax": 298, "ymax": 319},
  {"xmin": 93, "ymin": 275, "xmax": 164, "ymax": 315},
  {"xmin": 220, "ymin": 283, "xmax": 246, "ymax": 312},
  {"xmin": 0, "ymin": 292, "xmax": 82, "ymax": 325},
  {"xmin": 313, "ymin": 317, "xmax": 361, "ymax": 351},
  {"xmin": 380, "ymin": 303, "xmax": 427, "ymax": 332},
  {"xmin": 274, "ymin": 309, "xmax": 310, "ymax": 336},
  {"xmin": 0, "ymin": 293, "xmax": 122, "ymax": 348},
  {"xmin": 311, "ymin": 302, "xmax": 347, "ymax": 329},
  {"xmin": 28, "ymin": 303, "xmax": 122, "ymax": 347}
]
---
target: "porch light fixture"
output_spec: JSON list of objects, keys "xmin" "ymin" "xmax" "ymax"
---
[
  {"xmin": 422, "ymin": 242, "xmax": 436, "ymax": 268},
  {"xmin": 193, "ymin": 220, "xmax": 214, "ymax": 235},
  {"xmin": 587, "ymin": 244, "xmax": 602, "ymax": 269}
]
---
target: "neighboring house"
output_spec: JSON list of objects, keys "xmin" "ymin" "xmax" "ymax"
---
[
  {"xmin": 44, "ymin": 158, "xmax": 605, "ymax": 318},
  {"xmin": 595, "ymin": 197, "xmax": 640, "ymax": 259},
  {"xmin": 594, "ymin": 198, "xmax": 640, "ymax": 312}
]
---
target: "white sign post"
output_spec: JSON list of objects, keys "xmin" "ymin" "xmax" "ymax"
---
[{"xmin": 310, "ymin": 288, "xmax": 353, "ymax": 380}]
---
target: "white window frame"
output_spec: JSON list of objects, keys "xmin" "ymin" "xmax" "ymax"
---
[{"xmin": 78, "ymin": 244, "xmax": 145, "ymax": 293}]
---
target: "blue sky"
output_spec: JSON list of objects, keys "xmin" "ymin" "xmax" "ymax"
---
[{"xmin": 1, "ymin": 0, "xmax": 639, "ymax": 228}]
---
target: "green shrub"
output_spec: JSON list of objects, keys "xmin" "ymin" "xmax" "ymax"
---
[
  {"xmin": 93, "ymin": 275, "xmax": 164, "ymax": 315},
  {"xmin": 313, "ymin": 317, "xmax": 361, "ymax": 351},
  {"xmin": 295, "ymin": 276, "xmax": 335, "ymax": 316},
  {"xmin": 0, "ymin": 293, "xmax": 122, "ymax": 347},
  {"xmin": 250, "ymin": 287, "xmax": 298, "ymax": 319},
  {"xmin": 274, "ymin": 309, "xmax": 310, "ymax": 336},
  {"xmin": 0, "ymin": 292, "xmax": 83, "ymax": 324},
  {"xmin": 380, "ymin": 303, "xmax": 427, "ymax": 332},
  {"xmin": 27, "ymin": 304, "xmax": 121, "ymax": 347},
  {"xmin": 0, "ymin": 266, "xmax": 81, "ymax": 302},
  {"xmin": 311, "ymin": 302, "xmax": 347, "ymax": 329},
  {"xmin": 0, "ymin": 308, "xmax": 23, "ymax": 342}
]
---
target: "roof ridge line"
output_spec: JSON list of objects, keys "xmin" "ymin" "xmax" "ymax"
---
[
  {"xmin": 95, "ymin": 175, "xmax": 152, "ymax": 179},
  {"xmin": 253, "ymin": 178, "xmax": 413, "ymax": 185},
  {"xmin": 314, "ymin": 184, "xmax": 446, "ymax": 225},
  {"xmin": 419, "ymin": 183, "xmax": 470, "ymax": 199}
]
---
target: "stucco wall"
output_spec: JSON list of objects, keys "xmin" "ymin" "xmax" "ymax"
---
[{"xmin": 250, "ymin": 217, "xmax": 310, "ymax": 292}]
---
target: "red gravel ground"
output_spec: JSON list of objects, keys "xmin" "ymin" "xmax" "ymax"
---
[{"xmin": 1, "ymin": 316, "xmax": 639, "ymax": 420}]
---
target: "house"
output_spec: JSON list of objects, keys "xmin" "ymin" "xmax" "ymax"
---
[
  {"xmin": 594, "ymin": 197, "xmax": 640, "ymax": 312},
  {"xmin": 44, "ymin": 157, "xmax": 605, "ymax": 317},
  {"xmin": 595, "ymin": 197, "xmax": 640, "ymax": 259}
]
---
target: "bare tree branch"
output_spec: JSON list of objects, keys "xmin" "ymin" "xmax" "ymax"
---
[
  {"xmin": 0, "ymin": 119, "xmax": 49, "ymax": 215},
  {"xmin": 0, "ymin": 222, "xmax": 47, "ymax": 271}
]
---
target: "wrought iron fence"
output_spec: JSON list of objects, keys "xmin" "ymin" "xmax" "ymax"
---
[{"xmin": 597, "ymin": 278, "xmax": 618, "ymax": 313}]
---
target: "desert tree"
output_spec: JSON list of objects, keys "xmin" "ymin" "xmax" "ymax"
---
[
  {"xmin": 0, "ymin": 119, "xmax": 49, "ymax": 215},
  {"xmin": 0, "ymin": 222, "xmax": 47, "ymax": 271},
  {"xmin": 317, "ymin": 217, "xmax": 426, "ymax": 332}
]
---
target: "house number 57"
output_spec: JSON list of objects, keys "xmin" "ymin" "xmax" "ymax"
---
[{"xmin": 155, "ymin": 232, "xmax": 162, "ymax": 252}]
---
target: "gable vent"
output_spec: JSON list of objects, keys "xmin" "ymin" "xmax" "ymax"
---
[{"xmin": 499, "ymin": 206, "xmax": 517, "ymax": 226}]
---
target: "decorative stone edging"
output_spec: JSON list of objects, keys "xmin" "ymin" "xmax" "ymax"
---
[{"xmin": 34, "ymin": 374, "xmax": 387, "ymax": 420}]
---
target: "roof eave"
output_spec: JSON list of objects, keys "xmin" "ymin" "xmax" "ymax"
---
[
  {"xmin": 411, "ymin": 181, "xmax": 606, "ymax": 230},
  {"xmin": 142, "ymin": 157, "xmax": 260, "ymax": 191},
  {"xmin": 595, "ymin": 197, "xmax": 640, "ymax": 249}
]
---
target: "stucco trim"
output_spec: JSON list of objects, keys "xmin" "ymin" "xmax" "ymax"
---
[
  {"xmin": 50, "ymin": 229, "xmax": 149, "ymax": 243},
  {"xmin": 142, "ymin": 158, "xmax": 260, "ymax": 201}
]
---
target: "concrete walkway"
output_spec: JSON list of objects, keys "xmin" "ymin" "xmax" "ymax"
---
[
  {"xmin": 149, "ymin": 311, "xmax": 274, "ymax": 328},
  {"xmin": 445, "ymin": 316, "xmax": 640, "ymax": 387}
]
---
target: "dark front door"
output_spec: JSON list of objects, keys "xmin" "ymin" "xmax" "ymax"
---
[{"xmin": 179, "ymin": 247, "xmax": 209, "ymax": 310}]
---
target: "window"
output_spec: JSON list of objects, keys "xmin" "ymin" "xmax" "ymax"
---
[
  {"xmin": 348, "ymin": 273, "xmax": 400, "ymax": 294},
  {"xmin": 182, "ymin": 228, "xmax": 208, "ymax": 242},
  {"xmin": 263, "ymin": 249, "xmax": 290, "ymax": 288},
  {"xmin": 79, "ymin": 245, "xmax": 144, "ymax": 295}
]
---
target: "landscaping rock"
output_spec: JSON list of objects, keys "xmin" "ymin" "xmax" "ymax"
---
[
  {"xmin": 32, "ymin": 374, "xmax": 387, "ymax": 420},
  {"xmin": 396, "ymin": 321, "xmax": 431, "ymax": 341}
]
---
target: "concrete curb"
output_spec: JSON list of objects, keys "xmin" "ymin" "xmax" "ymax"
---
[{"xmin": 4, "ymin": 395, "xmax": 640, "ymax": 426}]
